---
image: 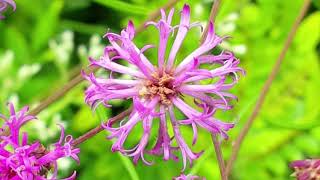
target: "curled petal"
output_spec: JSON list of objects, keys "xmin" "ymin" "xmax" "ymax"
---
[
  {"xmin": 0, "ymin": 103, "xmax": 80, "ymax": 179},
  {"xmin": 172, "ymin": 98, "xmax": 234, "ymax": 139},
  {"xmin": 168, "ymin": 106, "xmax": 203, "ymax": 171},
  {"xmin": 175, "ymin": 22, "xmax": 225, "ymax": 74},
  {"xmin": 167, "ymin": 4, "xmax": 191, "ymax": 69},
  {"xmin": 173, "ymin": 173, "xmax": 206, "ymax": 180}
]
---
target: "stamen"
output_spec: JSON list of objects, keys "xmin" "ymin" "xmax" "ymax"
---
[{"xmin": 139, "ymin": 71, "xmax": 176, "ymax": 105}]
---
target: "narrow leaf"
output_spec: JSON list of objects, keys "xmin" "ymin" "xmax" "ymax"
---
[
  {"xmin": 94, "ymin": 0, "xmax": 149, "ymax": 15},
  {"xmin": 32, "ymin": 0, "xmax": 64, "ymax": 52}
]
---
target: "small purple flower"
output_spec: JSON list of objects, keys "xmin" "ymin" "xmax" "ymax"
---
[
  {"xmin": 0, "ymin": 0, "xmax": 16, "ymax": 19},
  {"xmin": 84, "ymin": 4, "xmax": 243, "ymax": 169},
  {"xmin": 0, "ymin": 103, "xmax": 80, "ymax": 180},
  {"xmin": 290, "ymin": 159, "xmax": 320, "ymax": 180},
  {"xmin": 173, "ymin": 173, "xmax": 205, "ymax": 180}
]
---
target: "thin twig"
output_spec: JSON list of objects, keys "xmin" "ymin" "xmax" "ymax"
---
[
  {"xmin": 27, "ymin": 0, "xmax": 180, "ymax": 116},
  {"xmin": 28, "ymin": 66, "xmax": 97, "ymax": 116},
  {"xmin": 200, "ymin": 1, "xmax": 226, "ymax": 179},
  {"xmin": 225, "ymin": 0, "xmax": 311, "ymax": 176},
  {"xmin": 200, "ymin": 1, "xmax": 227, "ymax": 179},
  {"xmin": 200, "ymin": 0, "xmax": 221, "ymax": 43},
  {"xmin": 212, "ymin": 134, "xmax": 227, "ymax": 180},
  {"xmin": 72, "ymin": 108, "xmax": 132, "ymax": 147}
]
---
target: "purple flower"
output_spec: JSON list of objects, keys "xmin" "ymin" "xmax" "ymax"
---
[
  {"xmin": 0, "ymin": 103, "xmax": 80, "ymax": 180},
  {"xmin": 290, "ymin": 159, "xmax": 320, "ymax": 180},
  {"xmin": 0, "ymin": 0, "xmax": 16, "ymax": 19},
  {"xmin": 84, "ymin": 4, "xmax": 243, "ymax": 169},
  {"xmin": 173, "ymin": 173, "xmax": 205, "ymax": 180}
]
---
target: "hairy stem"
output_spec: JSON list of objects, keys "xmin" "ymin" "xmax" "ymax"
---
[
  {"xmin": 225, "ymin": 0, "xmax": 312, "ymax": 176},
  {"xmin": 28, "ymin": 0, "xmax": 180, "ymax": 116},
  {"xmin": 72, "ymin": 108, "xmax": 132, "ymax": 147}
]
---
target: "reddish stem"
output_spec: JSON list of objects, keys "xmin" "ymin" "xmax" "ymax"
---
[
  {"xmin": 225, "ymin": 0, "xmax": 312, "ymax": 176},
  {"xmin": 72, "ymin": 108, "xmax": 132, "ymax": 147},
  {"xmin": 212, "ymin": 134, "xmax": 227, "ymax": 180},
  {"xmin": 200, "ymin": 0, "xmax": 221, "ymax": 44},
  {"xmin": 201, "ymin": 1, "xmax": 227, "ymax": 179}
]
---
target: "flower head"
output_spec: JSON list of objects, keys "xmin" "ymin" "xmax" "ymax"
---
[
  {"xmin": 0, "ymin": 103, "xmax": 80, "ymax": 180},
  {"xmin": 0, "ymin": 0, "xmax": 16, "ymax": 19},
  {"xmin": 84, "ymin": 4, "xmax": 243, "ymax": 170},
  {"xmin": 290, "ymin": 159, "xmax": 320, "ymax": 180}
]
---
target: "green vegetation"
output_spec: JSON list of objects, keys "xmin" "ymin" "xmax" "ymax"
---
[{"xmin": 0, "ymin": 0, "xmax": 319, "ymax": 179}]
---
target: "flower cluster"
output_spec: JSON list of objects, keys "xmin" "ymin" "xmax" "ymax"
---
[
  {"xmin": 290, "ymin": 159, "xmax": 320, "ymax": 180},
  {"xmin": 84, "ymin": 4, "xmax": 243, "ymax": 170},
  {"xmin": 0, "ymin": 0, "xmax": 15, "ymax": 19},
  {"xmin": 0, "ymin": 103, "xmax": 80, "ymax": 180}
]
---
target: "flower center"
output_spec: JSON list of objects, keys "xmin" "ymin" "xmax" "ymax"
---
[{"xmin": 139, "ymin": 71, "xmax": 176, "ymax": 106}]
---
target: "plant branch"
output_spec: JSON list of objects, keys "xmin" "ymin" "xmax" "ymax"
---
[
  {"xmin": 28, "ymin": 0, "xmax": 180, "ymax": 116},
  {"xmin": 28, "ymin": 66, "xmax": 97, "ymax": 116},
  {"xmin": 200, "ymin": 0, "xmax": 221, "ymax": 43},
  {"xmin": 225, "ymin": 0, "xmax": 311, "ymax": 176},
  {"xmin": 212, "ymin": 134, "xmax": 227, "ymax": 180},
  {"xmin": 200, "ymin": 1, "xmax": 226, "ymax": 179},
  {"xmin": 72, "ymin": 108, "xmax": 132, "ymax": 147}
]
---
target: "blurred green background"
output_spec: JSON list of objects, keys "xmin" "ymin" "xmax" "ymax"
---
[{"xmin": 0, "ymin": 0, "xmax": 320, "ymax": 179}]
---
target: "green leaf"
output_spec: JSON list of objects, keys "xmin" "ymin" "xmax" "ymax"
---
[
  {"xmin": 294, "ymin": 12, "xmax": 320, "ymax": 52},
  {"xmin": 264, "ymin": 154, "xmax": 287, "ymax": 176},
  {"xmin": 72, "ymin": 106, "xmax": 100, "ymax": 132},
  {"xmin": 4, "ymin": 26, "xmax": 30, "ymax": 63},
  {"xmin": 189, "ymin": 147, "xmax": 214, "ymax": 175},
  {"xmin": 294, "ymin": 135, "xmax": 320, "ymax": 156},
  {"xmin": 280, "ymin": 144, "xmax": 304, "ymax": 161},
  {"xmin": 266, "ymin": 117, "xmax": 320, "ymax": 131},
  {"xmin": 96, "ymin": 105, "xmax": 110, "ymax": 122},
  {"xmin": 16, "ymin": 0, "xmax": 43, "ymax": 18},
  {"xmin": 95, "ymin": 107, "xmax": 139, "ymax": 180},
  {"xmin": 31, "ymin": 0, "xmax": 64, "ymax": 52},
  {"xmin": 240, "ymin": 129, "xmax": 296, "ymax": 157},
  {"xmin": 60, "ymin": 20, "xmax": 107, "ymax": 35},
  {"xmin": 313, "ymin": 0, "xmax": 320, "ymax": 9},
  {"xmin": 94, "ymin": 0, "xmax": 149, "ymax": 15},
  {"xmin": 117, "ymin": 153, "xmax": 140, "ymax": 180}
]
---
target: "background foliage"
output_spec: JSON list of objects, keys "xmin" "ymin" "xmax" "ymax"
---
[{"xmin": 0, "ymin": 0, "xmax": 320, "ymax": 179}]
